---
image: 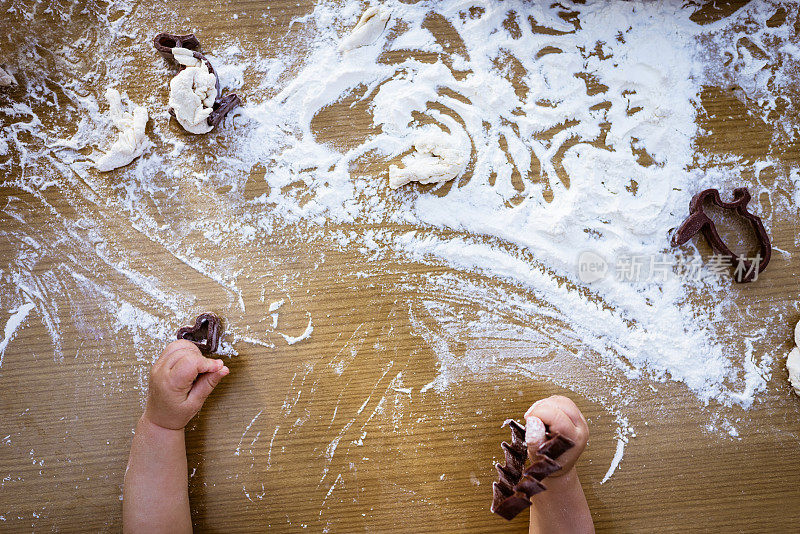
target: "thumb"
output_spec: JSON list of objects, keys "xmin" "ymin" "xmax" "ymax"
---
[{"xmin": 188, "ymin": 366, "xmax": 230, "ymax": 406}]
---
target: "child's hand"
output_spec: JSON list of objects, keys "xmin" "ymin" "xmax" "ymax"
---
[
  {"xmin": 143, "ymin": 340, "xmax": 230, "ymax": 430},
  {"xmin": 525, "ymin": 396, "xmax": 594, "ymax": 533},
  {"xmin": 524, "ymin": 395, "xmax": 589, "ymax": 475}
]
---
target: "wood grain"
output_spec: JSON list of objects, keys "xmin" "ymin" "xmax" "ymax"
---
[{"xmin": 1, "ymin": 1, "xmax": 800, "ymax": 532}]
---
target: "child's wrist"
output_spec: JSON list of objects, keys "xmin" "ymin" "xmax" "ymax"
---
[
  {"xmin": 141, "ymin": 410, "xmax": 186, "ymax": 433},
  {"xmin": 548, "ymin": 465, "xmax": 576, "ymax": 479},
  {"xmin": 545, "ymin": 467, "xmax": 580, "ymax": 490}
]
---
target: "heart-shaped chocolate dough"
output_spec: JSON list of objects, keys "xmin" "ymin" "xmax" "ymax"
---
[
  {"xmin": 153, "ymin": 32, "xmax": 242, "ymax": 129},
  {"xmin": 176, "ymin": 313, "xmax": 222, "ymax": 353}
]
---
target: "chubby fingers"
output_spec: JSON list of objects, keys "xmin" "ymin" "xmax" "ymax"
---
[
  {"xmin": 155, "ymin": 340, "xmax": 201, "ymax": 370},
  {"xmin": 187, "ymin": 364, "xmax": 230, "ymax": 407},
  {"xmin": 524, "ymin": 395, "xmax": 589, "ymax": 473},
  {"xmin": 160, "ymin": 341, "xmax": 225, "ymax": 391},
  {"xmin": 171, "ymin": 353, "xmax": 225, "ymax": 391}
]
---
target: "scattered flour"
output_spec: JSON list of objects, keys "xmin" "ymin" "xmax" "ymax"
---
[
  {"xmin": 233, "ymin": 0, "xmax": 789, "ymax": 411},
  {"xmin": 269, "ymin": 300, "xmax": 284, "ymax": 329},
  {"xmin": 600, "ymin": 436, "xmax": 627, "ymax": 484},
  {"xmin": 0, "ymin": 302, "xmax": 35, "ymax": 367},
  {"xmin": 280, "ymin": 316, "xmax": 314, "ymax": 345}
]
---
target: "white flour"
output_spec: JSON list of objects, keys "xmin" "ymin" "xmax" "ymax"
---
[{"xmin": 280, "ymin": 316, "xmax": 314, "ymax": 345}]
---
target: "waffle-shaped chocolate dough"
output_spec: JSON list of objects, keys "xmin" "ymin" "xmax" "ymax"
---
[{"xmin": 491, "ymin": 419, "xmax": 575, "ymax": 521}]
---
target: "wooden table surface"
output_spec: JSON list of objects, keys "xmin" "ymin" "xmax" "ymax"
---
[{"xmin": 2, "ymin": 0, "xmax": 800, "ymax": 532}]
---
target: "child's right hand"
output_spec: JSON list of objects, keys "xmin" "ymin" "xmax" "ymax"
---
[
  {"xmin": 143, "ymin": 340, "xmax": 230, "ymax": 430},
  {"xmin": 524, "ymin": 395, "xmax": 589, "ymax": 475}
]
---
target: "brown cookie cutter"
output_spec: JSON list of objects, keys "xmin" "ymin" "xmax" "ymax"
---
[
  {"xmin": 153, "ymin": 32, "xmax": 241, "ymax": 129},
  {"xmin": 671, "ymin": 187, "xmax": 771, "ymax": 283},
  {"xmin": 176, "ymin": 312, "xmax": 222, "ymax": 353},
  {"xmin": 491, "ymin": 419, "xmax": 575, "ymax": 521}
]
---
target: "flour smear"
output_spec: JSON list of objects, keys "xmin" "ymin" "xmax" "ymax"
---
[{"xmin": 2, "ymin": 0, "xmax": 800, "ymax": 449}]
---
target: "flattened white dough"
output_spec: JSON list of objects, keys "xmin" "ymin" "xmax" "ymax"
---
[
  {"xmin": 338, "ymin": 6, "xmax": 390, "ymax": 52},
  {"xmin": 95, "ymin": 88, "xmax": 149, "ymax": 172},
  {"xmin": 787, "ymin": 346, "xmax": 800, "ymax": 396},
  {"xmin": 0, "ymin": 66, "xmax": 15, "ymax": 87},
  {"xmin": 388, "ymin": 131, "xmax": 469, "ymax": 189},
  {"xmin": 525, "ymin": 415, "xmax": 545, "ymax": 448},
  {"xmin": 168, "ymin": 47, "xmax": 217, "ymax": 134}
]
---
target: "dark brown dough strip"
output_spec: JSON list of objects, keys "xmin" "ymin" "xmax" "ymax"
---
[
  {"xmin": 515, "ymin": 475, "xmax": 547, "ymax": 498},
  {"xmin": 176, "ymin": 312, "xmax": 222, "ymax": 353},
  {"xmin": 524, "ymin": 453, "xmax": 562, "ymax": 480},
  {"xmin": 536, "ymin": 432, "xmax": 575, "ymax": 460},
  {"xmin": 153, "ymin": 33, "xmax": 201, "ymax": 60},
  {"xmin": 153, "ymin": 32, "xmax": 242, "ymax": 130},
  {"xmin": 492, "ymin": 486, "xmax": 537, "ymax": 519},
  {"xmin": 496, "ymin": 456, "xmax": 521, "ymax": 483},
  {"xmin": 491, "ymin": 419, "xmax": 575, "ymax": 521}
]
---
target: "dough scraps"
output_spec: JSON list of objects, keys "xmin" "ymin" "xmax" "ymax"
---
[
  {"xmin": 94, "ymin": 88, "xmax": 149, "ymax": 172},
  {"xmin": 168, "ymin": 47, "xmax": 218, "ymax": 134},
  {"xmin": 788, "ymin": 320, "xmax": 800, "ymax": 396},
  {"xmin": 787, "ymin": 347, "xmax": 800, "ymax": 396},
  {"xmin": 0, "ymin": 66, "xmax": 15, "ymax": 87},
  {"xmin": 338, "ymin": 6, "xmax": 390, "ymax": 52},
  {"xmin": 795, "ymin": 319, "xmax": 800, "ymax": 348},
  {"xmin": 388, "ymin": 130, "xmax": 469, "ymax": 189}
]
